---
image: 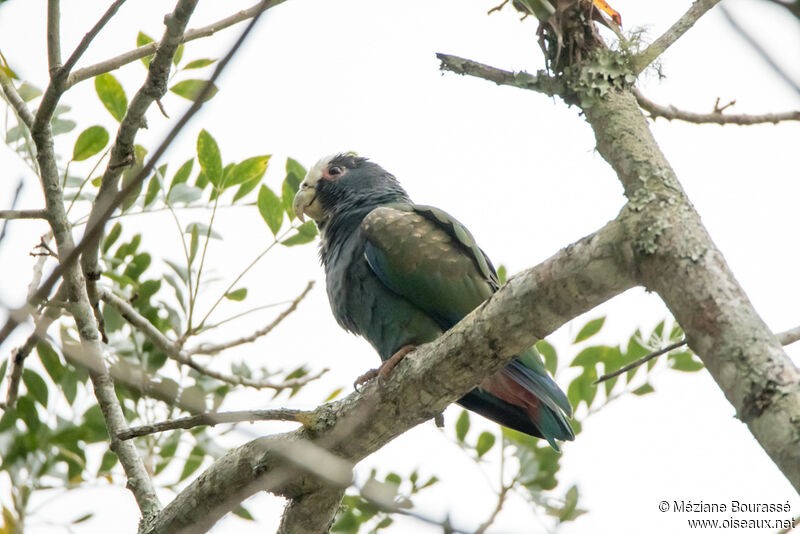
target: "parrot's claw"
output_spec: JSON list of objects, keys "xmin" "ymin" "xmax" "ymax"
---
[{"xmin": 353, "ymin": 344, "xmax": 417, "ymax": 391}]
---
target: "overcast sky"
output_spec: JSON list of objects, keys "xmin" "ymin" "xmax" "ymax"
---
[{"xmin": 1, "ymin": 0, "xmax": 799, "ymax": 533}]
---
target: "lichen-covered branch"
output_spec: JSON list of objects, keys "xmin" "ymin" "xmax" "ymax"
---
[
  {"xmin": 630, "ymin": 0, "xmax": 723, "ymax": 74},
  {"xmin": 66, "ymin": 0, "xmax": 289, "ymax": 87},
  {"xmin": 100, "ymin": 288, "xmax": 328, "ymax": 391},
  {"xmin": 187, "ymin": 281, "xmax": 314, "ymax": 355},
  {"xmin": 582, "ymin": 88, "xmax": 800, "ymax": 492},
  {"xmin": 142, "ymin": 219, "xmax": 637, "ymax": 534},
  {"xmin": 635, "ymin": 89, "xmax": 800, "ymax": 125}
]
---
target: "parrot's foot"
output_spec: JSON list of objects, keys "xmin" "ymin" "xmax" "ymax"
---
[{"xmin": 353, "ymin": 345, "xmax": 416, "ymax": 391}]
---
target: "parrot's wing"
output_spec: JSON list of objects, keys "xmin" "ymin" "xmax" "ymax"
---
[{"xmin": 360, "ymin": 204, "xmax": 496, "ymax": 329}]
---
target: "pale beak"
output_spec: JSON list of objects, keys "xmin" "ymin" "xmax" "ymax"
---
[{"xmin": 293, "ymin": 186, "xmax": 323, "ymax": 223}]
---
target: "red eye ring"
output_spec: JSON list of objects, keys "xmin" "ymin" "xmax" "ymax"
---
[{"xmin": 328, "ymin": 166, "xmax": 343, "ymax": 176}]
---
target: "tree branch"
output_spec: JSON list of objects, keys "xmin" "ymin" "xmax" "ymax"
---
[
  {"xmin": 630, "ymin": 0, "xmax": 723, "ymax": 75},
  {"xmin": 582, "ymin": 87, "xmax": 800, "ymax": 492},
  {"xmin": 80, "ymin": 0, "xmax": 201, "ymax": 340},
  {"xmin": 66, "ymin": 0, "xmax": 290, "ymax": 88},
  {"xmin": 100, "ymin": 288, "xmax": 328, "ymax": 391},
  {"xmin": 187, "ymin": 280, "xmax": 314, "ymax": 355},
  {"xmin": 61, "ymin": 0, "xmax": 127, "ymax": 74},
  {"xmin": 142, "ymin": 218, "xmax": 637, "ymax": 534},
  {"xmin": 635, "ymin": 89, "xmax": 800, "ymax": 125},
  {"xmin": 46, "ymin": 0, "xmax": 62, "ymax": 74},
  {"xmin": 0, "ymin": 210, "xmax": 48, "ymax": 220},
  {"xmin": 118, "ymin": 408, "xmax": 310, "ymax": 440},
  {"xmin": 596, "ymin": 323, "xmax": 800, "ymax": 385},
  {"xmin": 0, "ymin": 0, "xmax": 276, "ymax": 351},
  {"xmin": 0, "ymin": 71, "xmax": 35, "ymax": 130},
  {"xmin": 436, "ymin": 53, "xmax": 563, "ymax": 96}
]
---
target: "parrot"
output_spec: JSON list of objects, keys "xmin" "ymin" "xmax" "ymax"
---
[{"xmin": 292, "ymin": 154, "xmax": 574, "ymax": 450}]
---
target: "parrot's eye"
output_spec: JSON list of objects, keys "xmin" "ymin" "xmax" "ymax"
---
[{"xmin": 328, "ymin": 166, "xmax": 343, "ymax": 177}]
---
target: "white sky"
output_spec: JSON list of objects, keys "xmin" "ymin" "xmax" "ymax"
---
[{"xmin": 0, "ymin": 0, "xmax": 799, "ymax": 533}]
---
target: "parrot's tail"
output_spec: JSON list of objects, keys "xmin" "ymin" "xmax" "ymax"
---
[{"xmin": 457, "ymin": 358, "xmax": 574, "ymax": 451}]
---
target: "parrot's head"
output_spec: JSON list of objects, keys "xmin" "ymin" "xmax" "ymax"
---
[{"xmin": 293, "ymin": 153, "xmax": 409, "ymax": 228}]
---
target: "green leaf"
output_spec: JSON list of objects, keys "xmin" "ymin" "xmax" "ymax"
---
[
  {"xmin": 144, "ymin": 169, "xmax": 161, "ymax": 207},
  {"xmin": 16, "ymin": 82, "xmax": 42, "ymax": 102},
  {"xmin": 281, "ymin": 221, "xmax": 317, "ymax": 246},
  {"xmin": 179, "ymin": 445, "xmax": 205, "ymax": 481},
  {"xmin": 189, "ymin": 224, "xmax": 199, "ymax": 265},
  {"xmin": 72, "ymin": 513, "xmax": 94, "ymax": 524},
  {"xmin": 94, "ymin": 73, "xmax": 127, "ymax": 122},
  {"xmin": 225, "ymin": 288, "xmax": 247, "ymax": 301},
  {"xmin": 229, "ymin": 155, "xmax": 270, "ymax": 188},
  {"xmin": 497, "ymin": 264, "xmax": 507, "ymax": 284},
  {"xmin": 536, "ymin": 339, "xmax": 558, "ymax": 375},
  {"xmin": 0, "ymin": 360, "xmax": 6, "ymax": 383},
  {"xmin": 455, "ymin": 409, "xmax": 470, "ymax": 442},
  {"xmin": 258, "ymin": 185, "xmax": 283, "ymax": 235},
  {"xmin": 559, "ymin": 485, "xmax": 579, "ymax": 522},
  {"xmin": 197, "ymin": 130, "xmax": 222, "ymax": 187},
  {"xmin": 37, "ymin": 342, "xmax": 64, "ymax": 383},
  {"xmin": 632, "ymin": 383, "xmax": 655, "ymax": 396},
  {"xmin": 170, "ymin": 158, "xmax": 194, "ymax": 191},
  {"xmin": 170, "ymin": 79, "xmax": 218, "ymax": 102},
  {"xmin": 232, "ymin": 505, "xmax": 254, "ymax": 521},
  {"xmin": 51, "ymin": 117, "xmax": 76, "ymax": 135},
  {"xmin": 72, "ymin": 125, "xmax": 109, "ymax": 161},
  {"xmin": 233, "ymin": 175, "xmax": 262, "ymax": 202},
  {"xmin": 184, "ymin": 222, "xmax": 222, "ymax": 240},
  {"xmin": 183, "ymin": 58, "xmax": 217, "ymax": 70},
  {"xmin": 324, "ymin": 387, "xmax": 343, "ymax": 402},
  {"xmin": 669, "ymin": 351, "xmax": 704, "ymax": 372},
  {"xmin": 120, "ymin": 145, "xmax": 148, "ymax": 212},
  {"xmin": 173, "ymin": 43, "xmax": 184, "ymax": 66},
  {"xmin": 168, "ymin": 183, "xmax": 202, "ymax": 204},
  {"xmin": 574, "ymin": 317, "xmax": 605, "ymax": 343},
  {"xmin": 137, "ymin": 32, "xmax": 155, "ymax": 67},
  {"xmin": 22, "ymin": 369, "xmax": 48, "ymax": 407},
  {"xmin": 286, "ymin": 157, "xmax": 306, "ymax": 185},
  {"xmin": 281, "ymin": 178, "xmax": 298, "ymax": 219},
  {"xmin": 16, "ymin": 396, "xmax": 39, "ymax": 431},
  {"xmin": 475, "ymin": 431, "xmax": 496, "ymax": 458},
  {"xmin": 570, "ymin": 346, "xmax": 603, "ymax": 368},
  {"xmin": 98, "ymin": 450, "xmax": 117, "ymax": 474},
  {"xmin": 61, "ymin": 372, "xmax": 78, "ymax": 405}
]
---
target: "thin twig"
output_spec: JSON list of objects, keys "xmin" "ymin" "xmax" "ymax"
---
[
  {"xmin": 100, "ymin": 288, "xmax": 328, "ymax": 391},
  {"xmin": 0, "ymin": 71, "xmax": 35, "ymax": 129},
  {"xmin": 118, "ymin": 408, "xmax": 311, "ymax": 440},
  {"xmin": 436, "ymin": 53, "xmax": 562, "ymax": 96},
  {"xmin": 635, "ymin": 88, "xmax": 800, "ymax": 125},
  {"xmin": 719, "ymin": 5, "xmax": 800, "ymax": 96},
  {"xmin": 46, "ymin": 0, "xmax": 62, "ymax": 74},
  {"xmin": 631, "ymin": 0, "xmax": 723, "ymax": 75},
  {"xmin": 61, "ymin": 0, "xmax": 128, "ymax": 74},
  {"xmin": 66, "ymin": 0, "xmax": 290, "ymax": 88},
  {"xmin": 188, "ymin": 280, "xmax": 314, "ymax": 355},
  {"xmin": 0, "ymin": 182, "xmax": 28, "ymax": 245},
  {"xmin": 2, "ymin": 288, "xmax": 65, "ymax": 410},
  {"xmin": 595, "ymin": 324, "xmax": 800, "ymax": 384},
  {"xmin": 594, "ymin": 339, "xmax": 687, "ymax": 384},
  {"xmin": 0, "ymin": 0, "xmax": 281, "ymax": 351}
]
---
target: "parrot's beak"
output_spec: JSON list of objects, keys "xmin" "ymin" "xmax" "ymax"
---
[{"xmin": 293, "ymin": 185, "xmax": 324, "ymax": 223}]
